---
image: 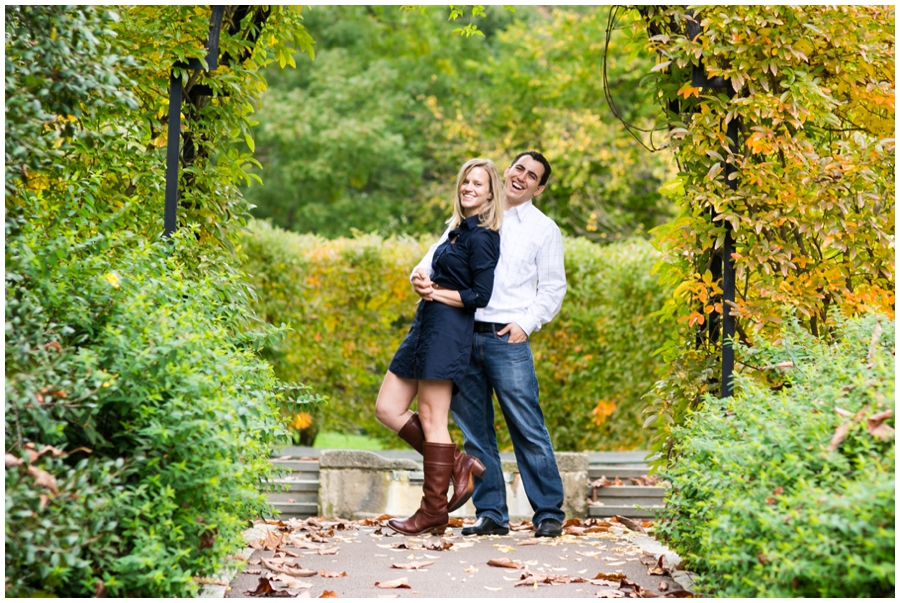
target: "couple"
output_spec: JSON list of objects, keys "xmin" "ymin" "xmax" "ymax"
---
[{"xmin": 375, "ymin": 151, "xmax": 566, "ymax": 539}]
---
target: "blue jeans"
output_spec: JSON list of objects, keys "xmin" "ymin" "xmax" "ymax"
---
[{"xmin": 450, "ymin": 331, "xmax": 565, "ymax": 526}]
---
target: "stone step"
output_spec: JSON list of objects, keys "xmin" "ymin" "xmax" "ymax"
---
[
  {"xmin": 588, "ymin": 504, "xmax": 664, "ymax": 519},
  {"xmin": 267, "ymin": 478, "xmax": 320, "ymax": 493},
  {"xmin": 591, "ymin": 486, "xmax": 665, "ymax": 498},
  {"xmin": 267, "ymin": 491, "xmax": 319, "ymax": 504},
  {"xmin": 589, "ymin": 466, "xmax": 652, "ymax": 479},
  {"xmin": 270, "ymin": 501, "xmax": 318, "ymax": 518}
]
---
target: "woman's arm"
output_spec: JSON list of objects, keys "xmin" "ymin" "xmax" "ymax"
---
[{"xmin": 427, "ymin": 287, "xmax": 464, "ymax": 308}]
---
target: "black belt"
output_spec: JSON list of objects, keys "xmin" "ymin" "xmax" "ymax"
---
[{"xmin": 473, "ymin": 321, "xmax": 507, "ymax": 333}]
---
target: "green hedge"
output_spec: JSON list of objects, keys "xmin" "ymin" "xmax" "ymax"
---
[
  {"xmin": 655, "ymin": 312, "xmax": 895, "ymax": 597},
  {"xmin": 5, "ymin": 228, "xmax": 293, "ymax": 597},
  {"xmin": 241, "ymin": 219, "xmax": 675, "ymax": 451}
]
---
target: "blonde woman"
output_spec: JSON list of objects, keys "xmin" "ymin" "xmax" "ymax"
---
[{"xmin": 375, "ymin": 158, "xmax": 504, "ymax": 536}]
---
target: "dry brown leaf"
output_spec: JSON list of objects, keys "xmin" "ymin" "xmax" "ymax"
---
[
  {"xmin": 827, "ymin": 422, "xmax": 851, "ymax": 452},
  {"xmin": 593, "ymin": 572, "xmax": 627, "ymax": 581},
  {"xmin": 5, "ymin": 453, "xmax": 22, "ymax": 467},
  {"xmin": 246, "ymin": 576, "xmax": 296, "ymax": 597},
  {"xmin": 612, "ymin": 515, "xmax": 644, "ymax": 533},
  {"xmin": 867, "ymin": 410, "xmax": 894, "ymax": 440},
  {"xmin": 463, "ymin": 565, "xmax": 478, "ymax": 573},
  {"xmin": 488, "ymin": 557, "xmax": 524, "ymax": 569},
  {"xmin": 374, "ymin": 577, "xmax": 411, "ymax": 589},
  {"xmin": 274, "ymin": 574, "xmax": 313, "ymax": 590},
  {"xmin": 596, "ymin": 589, "xmax": 626, "ymax": 598},
  {"xmin": 319, "ymin": 590, "xmax": 339, "ymax": 598},
  {"xmin": 658, "ymin": 580, "xmax": 669, "ymax": 591},
  {"xmin": 648, "ymin": 555, "xmax": 671, "ymax": 576},
  {"xmin": 94, "ymin": 580, "xmax": 106, "ymax": 597},
  {"xmin": 663, "ymin": 590, "xmax": 696, "ymax": 598},
  {"xmin": 317, "ymin": 546, "xmax": 340, "ymax": 556},
  {"xmin": 27, "ymin": 465, "xmax": 59, "ymax": 495},
  {"xmin": 484, "ymin": 586, "xmax": 503, "ymax": 591},
  {"xmin": 423, "ymin": 538, "xmax": 452, "ymax": 551},
  {"xmin": 390, "ymin": 561, "xmax": 433, "ymax": 570},
  {"xmin": 518, "ymin": 539, "xmax": 541, "ymax": 546},
  {"xmin": 318, "ymin": 570, "xmax": 346, "ymax": 578}
]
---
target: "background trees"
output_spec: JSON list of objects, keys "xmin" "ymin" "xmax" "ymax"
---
[{"xmin": 243, "ymin": 6, "xmax": 675, "ymax": 241}]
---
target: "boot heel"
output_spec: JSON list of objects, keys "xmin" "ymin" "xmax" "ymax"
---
[
  {"xmin": 471, "ymin": 458, "xmax": 486, "ymax": 478},
  {"xmin": 430, "ymin": 525, "xmax": 448, "ymax": 536}
]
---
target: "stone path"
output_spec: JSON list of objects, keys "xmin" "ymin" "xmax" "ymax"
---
[{"xmin": 209, "ymin": 516, "xmax": 696, "ymax": 599}]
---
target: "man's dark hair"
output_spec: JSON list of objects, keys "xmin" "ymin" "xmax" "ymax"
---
[{"xmin": 511, "ymin": 151, "xmax": 552, "ymax": 186}]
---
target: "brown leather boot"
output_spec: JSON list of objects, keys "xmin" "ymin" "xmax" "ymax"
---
[
  {"xmin": 388, "ymin": 442, "xmax": 455, "ymax": 536},
  {"xmin": 396, "ymin": 413, "xmax": 486, "ymax": 513}
]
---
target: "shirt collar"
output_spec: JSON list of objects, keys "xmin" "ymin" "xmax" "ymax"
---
[{"xmin": 505, "ymin": 199, "xmax": 534, "ymax": 222}]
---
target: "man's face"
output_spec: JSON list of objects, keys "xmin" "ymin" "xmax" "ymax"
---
[{"xmin": 504, "ymin": 155, "xmax": 546, "ymax": 207}]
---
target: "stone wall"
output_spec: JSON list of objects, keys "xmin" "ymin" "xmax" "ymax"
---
[{"xmin": 318, "ymin": 449, "xmax": 588, "ymax": 521}]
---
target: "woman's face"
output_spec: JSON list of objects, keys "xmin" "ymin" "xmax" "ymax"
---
[{"xmin": 459, "ymin": 166, "xmax": 492, "ymax": 218}]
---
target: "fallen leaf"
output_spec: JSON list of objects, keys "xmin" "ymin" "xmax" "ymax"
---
[
  {"xmin": 5, "ymin": 454, "xmax": 21, "ymax": 467},
  {"xmin": 269, "ymin": 562, "xmax": 318, "ymax": 578},
  {"xmin": 827, "ymin": 422, "xmax": 853, "ymax": 452},
  {"xmin": 593, "ymin": 572, "xmax": 627, "ymax": 581},
  {"xmin": 319, "ymin": 590, "xmax": 338, "ymax": 598},
  {"xmin": 605, "ymin": 561, "xmax": 627, "ymax": 567},
  {"xmin": 274, "ymin": 574, "xmax": 313, "ymax": 590},
  {"xmin": 648, "ymin": 555, "xmax": 671, "ymax": 576},
  {"xmin": 488, "ymin": 557, "xmax": 524, "ymax": 569},
  {"xmin": 596, "ymin": 589, "xmax": 625, "ymax": 598},
  {"xmin": 27, "ymin": 465, "xmax": 59, "ymax": 494},
  {"xmin": 374, "ymin": 577, "xmax": 411, "ymax": 589},
  {"xmin": 867, "ymin": 410, "xmax": 894, "ymax": 440},
  {"xmin": 317, "ymin": 547, "xmax": 340, "ymax": 556},
  {"xmin": 319, "ymin": 570, "xmax": 346, "ymax": 578},
  {"xmin": 390, "ymin": 561, "xmax": 433, "ymax": 570},
  {"xmin": 94, "ymin": 580, "xmax": 106, "ymax": 597},
  {"xmin": 612, "ymin": 515, "xmax": 644, "ymax": 533},
  {"xmin": 659, "ymin": 580, "xmax": 669, "ymax": 591},
  {"xmin": 423, "ymin": 538, "xmax": 452, "ymax": 551},
  {"xmin": 246, "ymin": 576, "xmax": 296, "ymax": 597},
  {"xmin": 463, "ymin": 566, "xmax": 478, "ymax": 573},
  {"xmin": 518, "ymin": 539, "xmax": 541, "ymax": 546},
  {"xmin": 663, "ymin": 590, "xmax": 696, "ymax": 597},
  {"xmin": 484, "ymin": 586, "xmax": 502, "ymax": 591}
]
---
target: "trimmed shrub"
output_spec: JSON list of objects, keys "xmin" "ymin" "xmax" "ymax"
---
[
  {"xmin": 5, "ymin": 226, "xmax": 295, "ymax": 597},
  {"xmin": 655, "ymin": 312, "xmax": 894, "ymax": 597},
  {"xmin": 241, "ymin": 219, "xmax": 675, "ymax": 450}
]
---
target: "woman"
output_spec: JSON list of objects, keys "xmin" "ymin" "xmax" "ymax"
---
[{"xmin": 375, "ymin": 158, "xmax": 504, "ymax": 536}]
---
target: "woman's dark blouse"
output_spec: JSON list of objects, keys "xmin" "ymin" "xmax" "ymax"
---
[
  {"xmin": 388, "ymin": 215, "xmax": 500, "ymax": 390},
  {"xmin": 430, "ymin": 215, "xmax": 500, "ymax": 312}
]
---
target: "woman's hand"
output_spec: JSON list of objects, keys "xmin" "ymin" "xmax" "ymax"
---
[{"xmin": 412, "ymin": 268, "xmax": 434, "ymax": 301}]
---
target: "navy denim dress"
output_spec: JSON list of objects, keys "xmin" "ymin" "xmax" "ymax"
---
[{"xmin": 389, "ymin": 215, "xmax": 500, "ymax": 392}]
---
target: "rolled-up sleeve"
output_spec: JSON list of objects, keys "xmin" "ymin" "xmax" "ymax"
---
[{"xmin": 458, "ymin": 229, "xmax": 500, "ymax": 311}]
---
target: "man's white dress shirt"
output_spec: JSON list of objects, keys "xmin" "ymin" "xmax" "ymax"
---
[{"xmin": 412, "ymin": 200, "xmax": 566, "ymax": 336}]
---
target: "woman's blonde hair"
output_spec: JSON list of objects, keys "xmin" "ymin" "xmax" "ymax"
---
[{"xmin": 448, "ymin": 158, "xmax": 504, "ymax": 231}]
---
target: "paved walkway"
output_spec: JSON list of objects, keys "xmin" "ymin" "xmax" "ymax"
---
[{"xmin": 207, "ymin": 516, "xmax": 696, "ymax": 599}]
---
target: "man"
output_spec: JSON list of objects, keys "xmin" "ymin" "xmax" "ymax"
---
[{"xmin": 411, "ymin": 151, "xmax": 567, "ymax": 538}]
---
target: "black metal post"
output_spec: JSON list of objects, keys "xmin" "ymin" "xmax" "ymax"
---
[
  {"xmin": 162, "ymin": 6, "xmax": 226, "ymax": 239},
  {"xmin": 164, "ymin": 71, "xmax": 182, "ymax": 239},
  {"xmin": 720, "ymin": 118, "xmax": 739, "ymax": 398},
  {"xmin": 690, "ymin": 55, "xmax": 740, "ymax": 398}
]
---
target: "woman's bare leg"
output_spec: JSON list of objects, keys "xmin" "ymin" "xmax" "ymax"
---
[
  {"xmin": 417, "ymin": 379, "xmax": 454, "ymax": 443},
  {"xmin": 374, "ymin": 370, "xmax": 418, "ymax": 433}
]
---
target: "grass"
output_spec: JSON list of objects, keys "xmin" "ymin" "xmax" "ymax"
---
[{"xmin": 312, "ymin": 431, "xmax": 386, "ymax": 450}]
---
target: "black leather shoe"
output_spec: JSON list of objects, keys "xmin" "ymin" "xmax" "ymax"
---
[
  {"xmin": 461, "ymin": 516, "xmax": 509, "ymax": 536},
  {"xmin": 534, "ymin": 518, "xmax": 563, "ymax": 538}
]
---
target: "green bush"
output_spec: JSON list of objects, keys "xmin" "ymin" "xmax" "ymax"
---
[
  {"xmin": 5, "ymin": 226, "xmax": 296, "ymax": 597},
  {"xmin": 241, "ymin": 219, "xmax": 674, "ymax": 450},
  {"xmin": 5, "ymin": 5, "xmax": 319, "ymax": 597},
  {"xmin": 655, "ymin": 312, "xmax": 894, "ymax": 597}
]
